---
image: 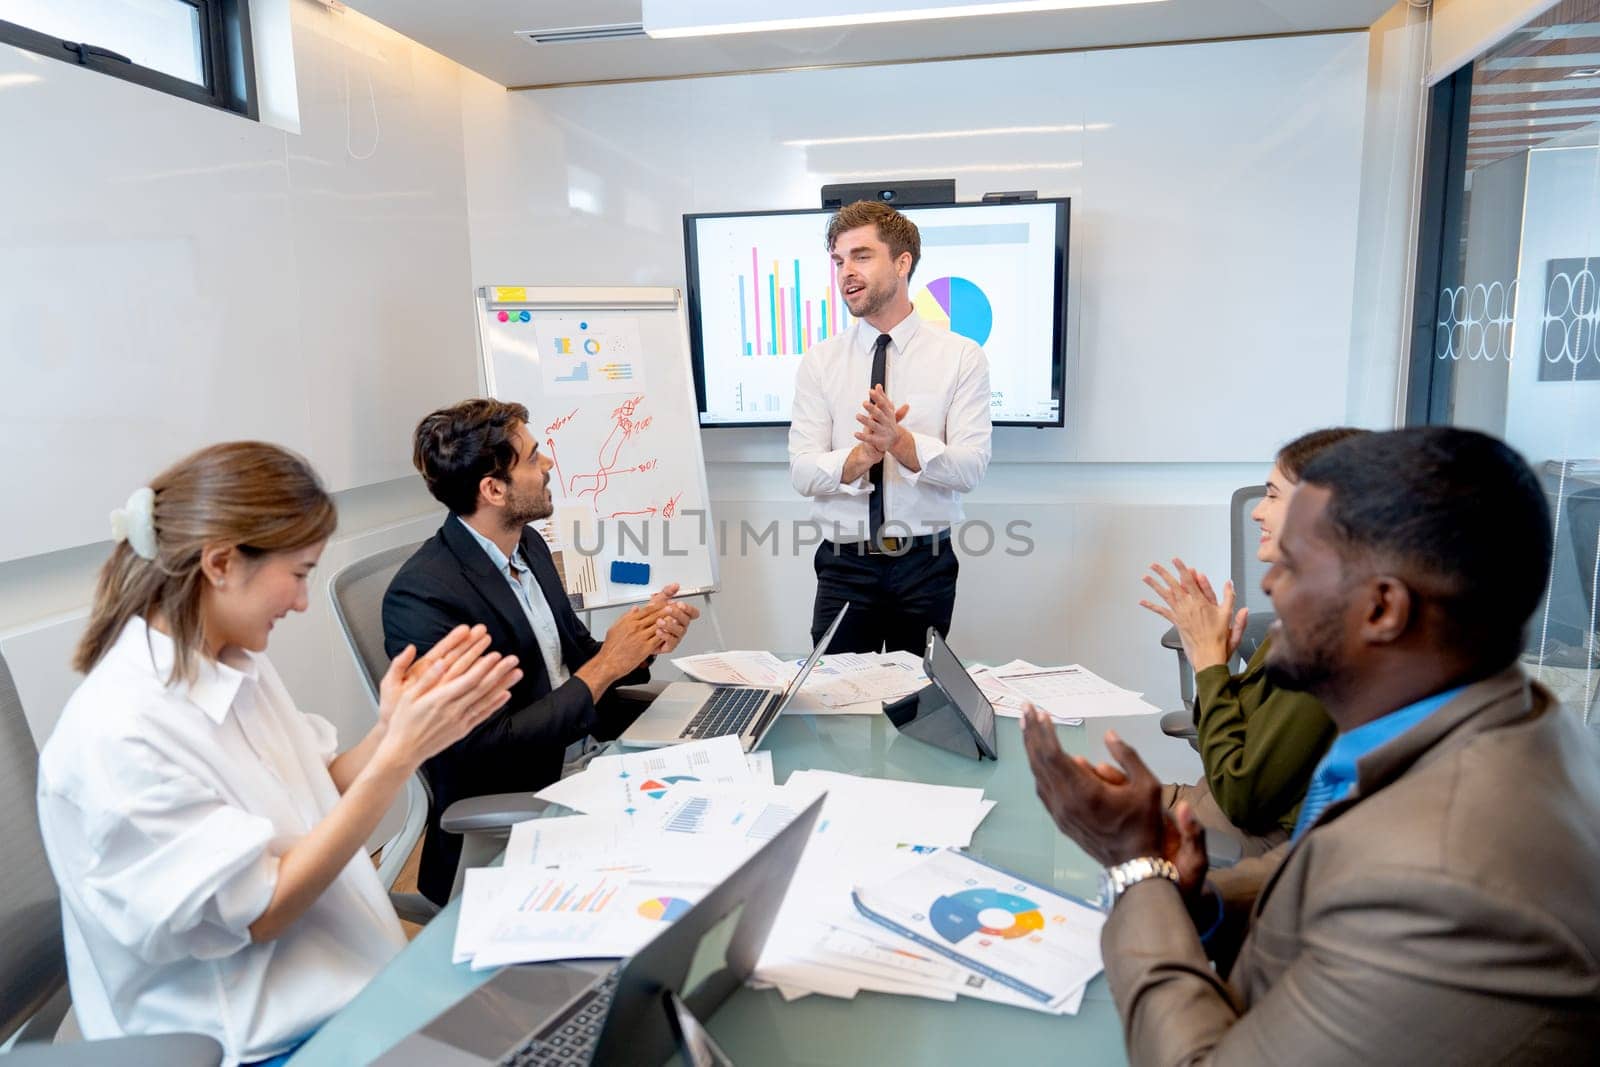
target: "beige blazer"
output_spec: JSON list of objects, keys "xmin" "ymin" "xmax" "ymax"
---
[{"xmin": 1102, "ymin": 667, "xmax": 1600, "ymax": 1065}]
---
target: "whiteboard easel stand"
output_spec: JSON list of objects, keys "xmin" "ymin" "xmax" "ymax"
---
[{"xmin": 581, "ymin": 590, "xmax": 727, "ymax": 660}]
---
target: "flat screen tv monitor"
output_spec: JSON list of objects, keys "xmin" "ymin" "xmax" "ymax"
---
[{"xmin": 683, "ymin": 199, "xmax": 1069, "ymax": 428}]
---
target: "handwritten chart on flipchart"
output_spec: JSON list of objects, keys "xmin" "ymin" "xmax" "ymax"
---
[{"xmin": 475, "ymin": 287, "xmax": 718, "ymax": 610}]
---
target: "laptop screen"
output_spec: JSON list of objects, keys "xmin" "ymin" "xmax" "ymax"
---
[{"xmin": 770, "ymin": 602, "xmax": 848, "ymax": 711}]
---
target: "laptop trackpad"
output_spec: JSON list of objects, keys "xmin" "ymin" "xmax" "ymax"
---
[{"xmin": 404, "ymin": 962, "xmax": 611, "ymax": 1061}]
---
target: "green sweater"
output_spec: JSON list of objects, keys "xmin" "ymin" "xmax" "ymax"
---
[{"xmin": 1193, "ymin": 637, "xmax": 1336, "ymax": 836}]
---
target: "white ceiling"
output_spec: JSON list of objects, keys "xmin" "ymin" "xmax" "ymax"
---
[{"xmin": 335, "ymin": 0, "xmax": 1394, "ymax": 89}]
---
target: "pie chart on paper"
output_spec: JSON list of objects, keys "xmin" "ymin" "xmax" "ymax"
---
[
  {"xmin": 913, "ymin": 276, "xmax": 994, "ymax": 346},
  {"xmin": 928, "ymin": 887, "xmax": 1045, "ymax": 944},
  {"xmin": 637, "ymin": 896, "xmax": 693, "ymax": 922},
  {"xmin": 639, "ymin": 774, "xmax": 699, "ymax": 800}
]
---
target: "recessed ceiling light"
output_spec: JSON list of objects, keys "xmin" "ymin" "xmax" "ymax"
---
[
  {"xmin": 643, "ymin": 0, "xmax": 1169, "ymax": 39},
  {"xmin": 1564, "ymin": 67, "xmax": 1600, "ymax": 78}
]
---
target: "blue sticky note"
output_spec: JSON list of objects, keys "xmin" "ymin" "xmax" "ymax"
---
[{"xmin": 610, "ymin": 560, "xmax": 650, "ymax": 585}]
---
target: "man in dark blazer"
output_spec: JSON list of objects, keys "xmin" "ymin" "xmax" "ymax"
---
[
  {"xmin": 384, "ymin": 398, "xmax": 698, "ymax": 903},
  {"xmin": 1021, "ymin": 428, "xmax": 1600, "ymax": 1064}
]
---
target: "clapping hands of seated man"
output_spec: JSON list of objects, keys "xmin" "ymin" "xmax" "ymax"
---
[
  {"xmin": 638, "ymin": 582, "xmax": 700, "ymax": 654},
  {"xmin": 1139, "ymin": 558, "xmax": 1248, "ymax": 673},
  {"xmin": 571, "ymin": 583, "xmax": 700, "ymax": 702},
  {"xmin": 1019, "ymin": 706, "xmax": 1211, "ymax": 908}
]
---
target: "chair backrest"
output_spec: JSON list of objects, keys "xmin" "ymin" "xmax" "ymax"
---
[
  {"xmin": 1569, "ymin": 487, "xmax": 1600, "ymax": 619},
  {"xmin": 328, "ymin": 542, "xmax": 436, "ymax": 883},
  {"xmin": 327, "ymin": 541, "xmax": 423, "ymax": 703},
  {"xmin": 0, "ymin": 649, "xmax": 68, "ymax": 1043},
  {"xmin": 1230, "ymin": 484, "xmax": 1272, "ymax": 620}
]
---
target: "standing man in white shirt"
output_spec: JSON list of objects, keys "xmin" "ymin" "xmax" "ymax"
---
[{"xmin": 788, "ymin": 200, "xmax": 994, "ymax": 654}]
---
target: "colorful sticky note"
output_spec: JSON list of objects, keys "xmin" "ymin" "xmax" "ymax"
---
[{"xmin": 494, "ymin": 286, "xmax": 528, "ymax": 303}]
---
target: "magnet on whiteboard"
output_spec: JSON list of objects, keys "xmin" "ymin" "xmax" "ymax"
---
[{"xmin": 610, "ymin": 561, "xmax": 650, "ymax": 585}]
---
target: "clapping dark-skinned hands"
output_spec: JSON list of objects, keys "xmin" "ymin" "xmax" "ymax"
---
[{"xmin": 1019, "ymin": 705, "xmax": 1208, "ymax": 897}]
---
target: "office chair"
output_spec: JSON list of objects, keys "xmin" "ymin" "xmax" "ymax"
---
[
  {"xmin": 0, "ymin": 650, "xmax": 223, "ymax": 1066},
  {"xmin": 329, "ymin": 542, "xmax": 561, "ymax": 908},
  {"xmin": 1159, "ymin": 484, "xmax": 1276, "ymax": 749},
  {"xmin": 1570, "ymin": 487, "xmax": 1600, "ymax": 624}
]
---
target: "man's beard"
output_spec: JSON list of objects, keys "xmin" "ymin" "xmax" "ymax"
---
[
  {"xmin": 847, "ymin": 277, "xmax": 896, "ymax": 321},
  {"xmin": 1263, "ymin": 602, "xmax": 1345, "ymax": 694},
  {"xmin": 504, "ymin": 483, "xmax": 553, "ymax": 529}
]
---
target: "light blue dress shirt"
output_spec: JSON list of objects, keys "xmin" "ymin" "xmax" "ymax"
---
[
  {"xmin": 455, "ymin": 517, "xmax": 570, "ymax": 689},
  {"xmin": 1290, "ymin": 684, "xmax": 1468, "ymax": 840}
]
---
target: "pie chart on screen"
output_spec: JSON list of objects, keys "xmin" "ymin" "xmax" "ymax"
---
[{"xmin": 913, "ymin": 276, "xmax": 993, "ymax": 346}]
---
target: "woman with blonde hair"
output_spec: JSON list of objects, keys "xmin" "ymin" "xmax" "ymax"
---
[{"xmin": 36, "ymin": 442, "xmax": 521, "ymax": 1066}]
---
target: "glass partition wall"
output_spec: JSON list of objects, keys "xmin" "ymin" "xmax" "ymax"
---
[{"xmin": 1410, "ymin": 0, "xmax": 1600, "ymax": 728}]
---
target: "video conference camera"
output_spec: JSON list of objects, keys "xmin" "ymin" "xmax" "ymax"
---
[{"xmin": 820, "ymin": 179, "xmax": 956, "ymax": 209}]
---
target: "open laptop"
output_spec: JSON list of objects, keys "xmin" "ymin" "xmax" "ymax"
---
[
  {"xmin": 375, "ymin": 795, "xmax": 824, "ymax": 1067},
  {"xmin": 620, "ymin": 603, "xmax": 848, "ymax": 750}
]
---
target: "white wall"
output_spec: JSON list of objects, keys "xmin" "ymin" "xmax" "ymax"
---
[
  {"xmin": 457, "ymin": 32, "xmax": 1371, "ymax": 706},
  {"xmin": 0, "ymin": 0, "xmax": 476, "ymax": 565},
  {"xmin": 0, "ymin": 1, "xmax": 469, "ymax": 768}
]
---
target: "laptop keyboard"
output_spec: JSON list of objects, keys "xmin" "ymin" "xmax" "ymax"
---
[
  {"xmin": 680, "ymin": 686, "xmax": 773, "ymax": 740},
  {"xmin": 499, "ymin": 966, "xmax": 620, "ymax": 1066}
]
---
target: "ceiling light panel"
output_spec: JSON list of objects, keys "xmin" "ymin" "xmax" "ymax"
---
[
  {"xmin": 642, "ymin": 0, "xmax": 1168, "ymax": 39},
  {"xmin": 516, "ymin": 23, "xmax": 648, "ymax": 45}
]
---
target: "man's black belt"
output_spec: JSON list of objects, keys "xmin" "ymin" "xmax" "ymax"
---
[{"xmin": 827, "ymin": 530, "xmax": 952, "ymax": 556}]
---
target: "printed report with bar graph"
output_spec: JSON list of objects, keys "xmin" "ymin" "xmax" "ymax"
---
[
  {"xmin": 686, "ymin": 201, "xmax": 1065, "ymax": 426},
  {"xmin": 468, "ymin": 867, "xmax": 718, "ymax": 969}
]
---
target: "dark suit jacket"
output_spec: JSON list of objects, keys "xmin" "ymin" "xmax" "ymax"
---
[
  {"xmin": 1103, "ymin": 667, "xmax": 1600, "ymax": 1065},
  {"xmin": 382, "ymin": 517, "xmax": 650, "ymax": 903}
]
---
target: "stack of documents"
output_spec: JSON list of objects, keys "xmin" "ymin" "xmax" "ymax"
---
[
  {"xmin": 671, "ymin": 650, "xmax": 929, "ymax": 713},
  {"xmin": 454, "ymin": 737, "xmax": 772, "ymax": 969},
  {"xmin": 450, "ymin": 736, "xmax": 1105, "ymax": 1014},
  {"xmin": 972, "ymin": 660, "xmax": 1162, "ymax": 723}
]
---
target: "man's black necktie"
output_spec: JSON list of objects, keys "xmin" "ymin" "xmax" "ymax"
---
[{"xmin": 867, "ymin": 332, "xmax": 891, "ymax": 542}]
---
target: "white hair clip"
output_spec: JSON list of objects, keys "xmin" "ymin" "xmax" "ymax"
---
[{"xmin": 109, "ymin": 487, "xmax": 158, "ymax": 561}]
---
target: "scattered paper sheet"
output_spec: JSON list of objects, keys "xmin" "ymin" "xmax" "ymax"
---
[
  {"xmin": 671, "ymin": 650, "xmax": 792, "ymax": 687},
  {"xmin": 534, "ymin": 735, "xmax": 757, "ymax": 818},
  {"xmin": 990, "ymin": 663, "xmax": 1163, "ymax": 721},
  {"xmin": 470, "ymin": 866, "xmax": 717, "ymax": 969},
  {"xmin": 805, "ymin": 663, "xmax": 927, "ymax": 707},
  {"xmin": 745, "ymin": 750, "xmax": 775, "ymax": 784},
  {"xmin": 504, "ymin": 813, "xmax": 639, "ymax": 869}
]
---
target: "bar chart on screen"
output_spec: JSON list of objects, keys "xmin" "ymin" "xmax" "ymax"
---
[{"xmin": 687, "ymin": 202, "xmax": 1066, "ymax": 426}]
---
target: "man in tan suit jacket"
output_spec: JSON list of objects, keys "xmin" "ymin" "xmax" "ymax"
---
[{"xmin": 1022, "ymin": 427, "xmax": 1600, "ymax": 1064}]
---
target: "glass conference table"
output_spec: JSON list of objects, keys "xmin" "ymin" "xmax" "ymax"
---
[{"xmin": 288, "ymin": 707, "xmax": 1190, "ymax": 1066}]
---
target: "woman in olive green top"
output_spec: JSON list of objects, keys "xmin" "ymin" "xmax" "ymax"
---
[{"xmin": 1139, "ymin": 428, "xmax": 1366, "ymax": 856}]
